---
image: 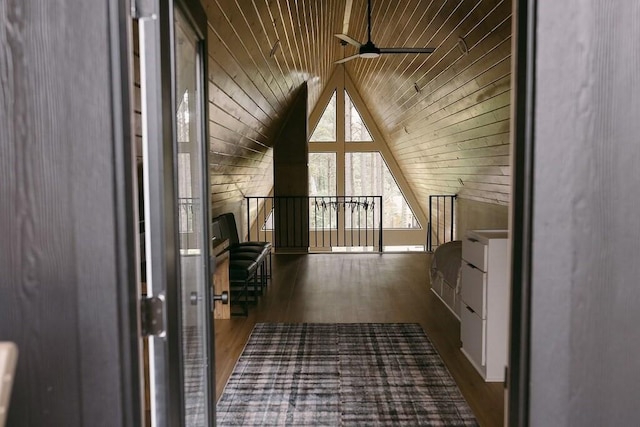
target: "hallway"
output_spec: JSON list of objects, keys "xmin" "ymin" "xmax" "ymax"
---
[{"xmin": 214, "ymin": 253, "xmax": 504, "ymax": 426}]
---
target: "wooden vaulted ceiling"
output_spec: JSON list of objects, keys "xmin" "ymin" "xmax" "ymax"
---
[{"xmin": 202, "ymin": 0, "xmax": 512, "ymax": 218}]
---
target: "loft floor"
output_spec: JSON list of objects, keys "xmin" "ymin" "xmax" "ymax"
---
[{"xmin": 214, "ymin": 253, "xmax": 504, "ymax": 426}]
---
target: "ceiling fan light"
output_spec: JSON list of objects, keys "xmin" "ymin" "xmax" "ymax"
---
[{"xmin": 360, "ymin": 52, "xmax": 380, "ymax": 59}]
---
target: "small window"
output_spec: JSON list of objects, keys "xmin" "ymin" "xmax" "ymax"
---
[
  {"xmin": 344, "ymin": 90, "xmax": 372, "ymax": 142},
  {"xmin": 309, "ymin": 91, "xmax": 336, "ymax": 142}
]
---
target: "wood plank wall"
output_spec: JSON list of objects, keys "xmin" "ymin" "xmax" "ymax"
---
[
  {"xmin": 203, "ymin": 0, "xmax": 344, "ymax": 218},
  {"xmin": 348, "ymin": 0, "xmax": 512, "ymax": 208},
  {"xmin": 202, "ymin": 0, "xmax": 512, "ymax": 225}
]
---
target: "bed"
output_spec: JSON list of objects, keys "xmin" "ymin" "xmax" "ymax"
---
[{"xmin": 430, "ymin": 240, "xmax": 462, "ymax": 319}]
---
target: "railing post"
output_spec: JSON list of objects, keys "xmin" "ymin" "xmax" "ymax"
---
[
  {"xmin": 378, "ymin": 195, "xmax": 383, "ymax": 252},
  {"xmin": 436, "ymin": 196, "xmax": 440, "ymax": 248},
  {"xmin": 450, "ymin": 195, "xmax": 456, "ymax": 243},
  {"xmin": 246, "ymin": 197, "xmax": 251, "ymax": 241},
  {"xmin": 428, "ymin": 196, "xmax": 433, "ymax": 251}
]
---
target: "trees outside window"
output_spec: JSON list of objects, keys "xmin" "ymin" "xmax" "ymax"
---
[
  {"xmin": 309, "ymin": 89, "xmax": 419, "ymax": 230},
  {"xmin": 345, "ymin": 152, "xmax": 419, "ymax": 229}
]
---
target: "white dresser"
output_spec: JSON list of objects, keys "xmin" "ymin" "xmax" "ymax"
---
[{"xmin": 460, "ymin": 229, "xmax": 509, "ymax": 382}]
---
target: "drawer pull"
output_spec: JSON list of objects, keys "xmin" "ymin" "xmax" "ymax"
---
[
  {"xmin": 468, "ymin": 237, "xmax": 479, "ymax": 243},
  {"xmin": 466, "ymin": 305, "xmax": 475, "ymax": 314},
  {"xmin": 467, "ymin": 262, "xmax": 479, "ymax": 270}
]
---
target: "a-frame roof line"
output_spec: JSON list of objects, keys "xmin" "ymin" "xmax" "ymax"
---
[{"xmin": 307, "ymin": 66, "xmax": 428, "ymax": 227}]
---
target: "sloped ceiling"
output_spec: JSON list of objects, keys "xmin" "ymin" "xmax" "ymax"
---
[{"xmin": 203, "ymin": 0, "xmax": 512, "ymax": 218}]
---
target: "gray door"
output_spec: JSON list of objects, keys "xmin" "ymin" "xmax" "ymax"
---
[
  {"xmin": 0, "ymin": 0, "xmax": 142, "ymax": 425},
  {"xmin": 174, "ymin": 3, "xmax": 215, "ymax": 426},
  {"xmin": 137, "ymin": 0, "xmax": 214, "ymax": 425}
]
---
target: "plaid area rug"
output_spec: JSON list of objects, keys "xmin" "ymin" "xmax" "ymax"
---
[{"xmin": 216, "ymin": 323, "xmax": 477, "ymax": 426}]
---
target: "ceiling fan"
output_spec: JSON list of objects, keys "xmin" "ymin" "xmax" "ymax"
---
[{"xmin": 335, "ymin": 0, "xmax": 435, "ymax": 64}]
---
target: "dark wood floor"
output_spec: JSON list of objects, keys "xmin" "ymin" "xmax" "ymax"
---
[{"xmin": 214, "ymin": 253, "xmax": 504, "ymax": 427}]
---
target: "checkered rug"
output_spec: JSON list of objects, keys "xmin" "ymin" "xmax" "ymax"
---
[
  {"xmin": 216, "ymin": 323, "xmax": 477, "ymax": 426},
  {"xmin": 184, "ymin": 326, "xmax": 207, "ymax": 427}
]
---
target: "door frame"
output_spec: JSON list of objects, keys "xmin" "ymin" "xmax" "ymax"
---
[
  {"xmin": 508, "ymin": 0, "xmax": 536, "ymax": 425},
  {"xmin": 173, "ymin": 0, "xmax": 215, "ymax": 422},
  {"xmin": 139, "ymin": 0, "xmax": 212, "ymax": 424}
]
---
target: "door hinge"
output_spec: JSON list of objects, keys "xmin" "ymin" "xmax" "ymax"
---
[
  {"xmin": 131, "ymin": 0, "xmax": 158, "ymax": 20},
  {"xmin": 141, "ymin": 295, "xmax": 165, "ymax": 337}
]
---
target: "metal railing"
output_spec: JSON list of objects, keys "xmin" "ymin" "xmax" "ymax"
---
[
  {"xmin": 245, "ymin": 196, "xmax": 383, "ymax": 252},
  {"xmin": 427, "ymin": 194, "xmax": 457, "ymax": 252}
]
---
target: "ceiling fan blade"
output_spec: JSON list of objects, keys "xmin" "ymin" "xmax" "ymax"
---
[
  {"xmin": 379, "ymin": 47, "xmax": 436, "ymax": 54},
  {"xmin": 335, "ymin": 54, "xmax": 360, "ymax": 64},
  {"xmin": 334, "ymin": 34, "xmax": 362, "ymax": 48}
]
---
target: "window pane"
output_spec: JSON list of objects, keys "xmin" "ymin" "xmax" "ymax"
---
[
  {"xmin": 345, "ymin": 90, "xmax": 373, "ymax": 142},
  {"xmin": 310, "ymin": 91, "xmax": 336, "ymax": 142},
  {"xmin": 177, "ymin": 152, "xmax": 193, "ymax": 233},
  {"xmin": 309, "ymin": 153, "xmax": 337, "ymax": 228},
  {"xmin": 309, "ymin": 153, "xmax": 336, "ymax": 196},
  {"xmin": 345, "ymin": 152, "xmax": 419, "ymax": 229},
  {"xmin": 177, "ymin": 91, "xmax": 189, "ymax": 143}
]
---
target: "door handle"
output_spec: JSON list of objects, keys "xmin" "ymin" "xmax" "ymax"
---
[
  {"xmin": 213, "ymin": 291, "xmax": 229, "ymax": 305},
  {"xmin": 192, "ymin": 291, "xmax": 229, "ymax": 306}
]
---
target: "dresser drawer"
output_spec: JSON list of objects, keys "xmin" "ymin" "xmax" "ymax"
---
[
  {"xmin": 460, "ymin": 262, "xmax": 486, "ymax": 317},
  {"xmin": 461, "ymin": 304, "xmax": 486, "ymax": 367},
  {"xmin": 462, "ymin": 236, "xmax": 487, "ymax": 271}
]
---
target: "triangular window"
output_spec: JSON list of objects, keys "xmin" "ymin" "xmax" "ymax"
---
[
  {"xmin": 309, "ymin": 91, "xmax": 336, "ymax": 142},
  {"xmin": 306, "ymin": 69, "xmax": 425, "ymax": 251},
  {"xmin": 344, "ymin": 90, "xmax": 373, "ymax": 142}
]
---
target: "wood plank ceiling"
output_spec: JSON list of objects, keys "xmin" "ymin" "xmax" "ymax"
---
[{"xmin": 202, "ymin": 0, "xmax": 512, "ymax": 218}]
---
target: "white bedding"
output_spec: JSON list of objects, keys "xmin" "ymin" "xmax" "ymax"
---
[{"xmin": 430, "ymin": 240, "xmax": 462, "ymax": 316}]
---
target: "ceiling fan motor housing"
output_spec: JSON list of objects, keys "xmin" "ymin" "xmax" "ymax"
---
[{"xmin": 359, "ymin": 40, "xmax": 381, "ymax": 58}]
